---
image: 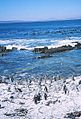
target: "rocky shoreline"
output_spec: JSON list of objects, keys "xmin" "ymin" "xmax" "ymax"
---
[
  {"xmin": 0, "ymin": 75, "xmax": 81, "ymax": 119},
  {"xmin": 33, "ymin": 42, "xmax": 81, "ymax": 54},
  {"xmin": 1, "ymin": 41, "xmax": 81, "ymax": 59}
]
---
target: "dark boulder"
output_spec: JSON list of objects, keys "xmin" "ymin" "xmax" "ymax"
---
[
  {"xmin": 0, "ymin": 79, "xmax": 2, "ymax": 83},
  {"xmin": 75, "ymin": 42, "xmax": 81, "ymax": 49},
  {"xmin": 33, "ymin": 47, "xmax": 48, "ymax": 53},
  {"xmin": 33, "ymin": 45, "xmax": 73, "ymax": 54},
  {"xmin": 0, "ymin": 46, "xmax": 6, "ymax": 53},
  {"xmin": 47, "ymin": 45, "xmax": 73, "ymax": 54},
  {"xmin": 0, "ymin": 45, "xmax": 12, "ymax": 55},
  {"xmin": 12, "ymin": 47, "xmax": 17, "ymax": 50},
  {"xmin": 36, "ymin": 54, "xmax": 52, "ymax": 59}
]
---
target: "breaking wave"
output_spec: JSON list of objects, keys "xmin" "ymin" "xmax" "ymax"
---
[{"xmin": 0, "ymin": 37, "xmax": 81, "ymax": 51}]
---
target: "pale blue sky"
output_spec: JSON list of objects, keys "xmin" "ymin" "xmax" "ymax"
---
[{"xmin": 0, "ymin": 0, "xmax": 81, "ymax": 21}]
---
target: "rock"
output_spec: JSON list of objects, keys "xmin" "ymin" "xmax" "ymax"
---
[
  {"xmin": 36, "ymin": 54, "xmax": 52, "ymax": 59},
  {"xmin": 0, "ymin": 79, "xmax": 8, "ymax": 84},
  {"xmin": 0, "ymin": 45, "xmax": 12, "ymax": 55},
  {"xmin": 12, "ymin": 47, "xmax": 17, "ymax": 50},
  {"xmin": 0, "ymin": 79, "xmax": 2, "ymax": 83},
  {"xmin": 75, "ymin": 42, "xmax": 81, "ymax": 49},
  {"xmin": 33, "ymin": 47, "xmax": 48, "ymax": 53},
  {"xmin": 64, "ymin": 111, "xmax": 81, "ymax": 118},
  {"xmin": 0, "ymin": 46, "xmax": 6, "ymax": 53},
  {"xmin": 48, "ymin": 45, "xmax": 73, "ymax": 54},
  {"xmin": 20, "ymin": 48, "xmax": 27, "ymax": 50},
  {"xmin": 33, "ymin": 45, "xmax": 73, "ymax": 54}
]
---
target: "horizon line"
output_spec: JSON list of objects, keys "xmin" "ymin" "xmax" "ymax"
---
[{"xmin": 0, "ymin": 18, "xmax": 81, "ymax": 23}]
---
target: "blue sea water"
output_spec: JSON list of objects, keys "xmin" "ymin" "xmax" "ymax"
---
[{"xmin": 0, "ymin": 19, "xmax": 81, "ymax": 79}]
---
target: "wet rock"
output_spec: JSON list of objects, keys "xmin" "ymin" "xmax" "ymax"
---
[
  {"xmin": 75, "ymin": 42, "xmax": 81, "ymax": 49},
  {"xmin": 33, "ymin": 47, "xmax": 48, "ymax": 53},
  {"xmin": 33, "ymin": 45, "xmax": 74, "ymax": 54},
  {"xmin": 0, "ymin": 46, "xmax": 6, "ymax": 53},
  {"xmin": 12, "ymin": 47, "xmax": 17, "ymax": 50},
  {"xmin": 0, "ymin": 45, "xmax": 12, "ymax": 55},
  {"xmin": 0, "ymin": 79, "xmax": 8, "ymax": 84},
  {"xmin": 0, "ymin": 79, "xmax": 2, "ymax": 83},
  {"xmin": 20, "ymin": 48, "xmax": 27, "ymax": 50},
  {"xmin": 64, "ymin": 111, "xmax": 81, "ymax": 118},
  {"xmin": 51, "ymin": 45, "xmax": 73, "ymax": 54},
  {"xmin": 36, "ymin": 54, "xmax": 52, "ymax": 59}
]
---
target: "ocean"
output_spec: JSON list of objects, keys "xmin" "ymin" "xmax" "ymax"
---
[{"xmin": 0, "ymin": 19, "xmax": 81, "ymax": 79}]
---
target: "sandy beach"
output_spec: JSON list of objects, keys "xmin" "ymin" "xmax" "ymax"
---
[{"xmin": 0, "ymin": 76, "xmax": 81, "ymax": 119}]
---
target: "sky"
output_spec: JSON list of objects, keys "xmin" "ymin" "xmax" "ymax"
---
[{"xmin": 0, "ymin": 0, "xmax": 81, "ymax": 21}]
